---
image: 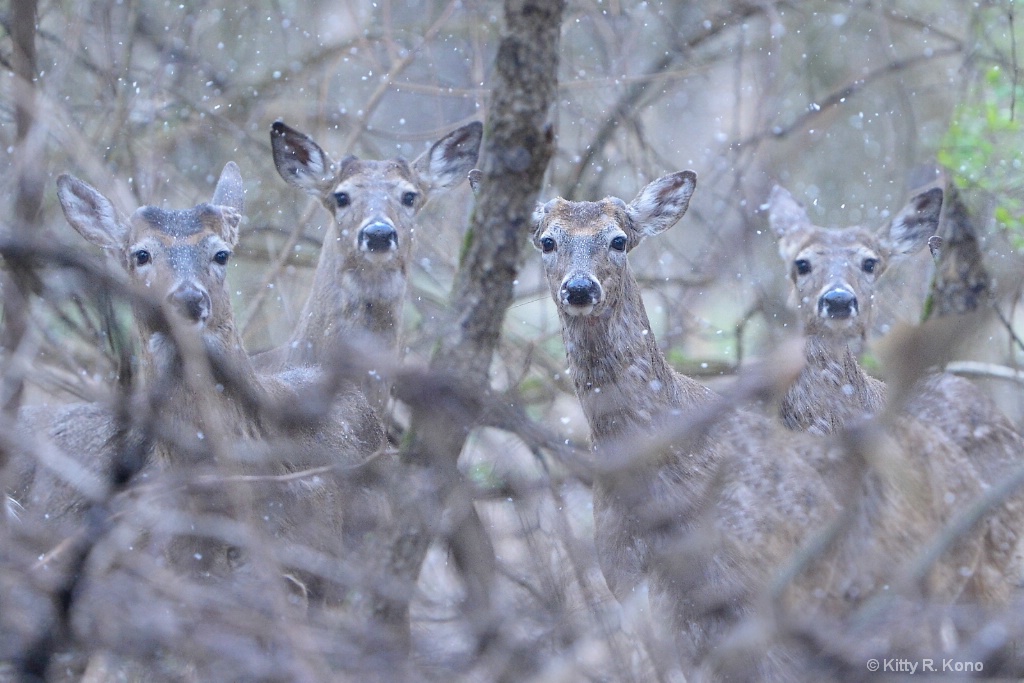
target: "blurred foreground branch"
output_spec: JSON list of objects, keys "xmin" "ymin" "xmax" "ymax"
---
[{"xmin": 364, "ymin": 0, "xmax": 566, "ymax": 665}]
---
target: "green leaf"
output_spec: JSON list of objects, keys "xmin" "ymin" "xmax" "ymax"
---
[{"xmin": 938, "ymin": 50, "xmax": 1024, "ymax": 254}]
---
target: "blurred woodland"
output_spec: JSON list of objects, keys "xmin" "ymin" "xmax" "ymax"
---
[{"xmin": 3, "ymin": 0, "xmax": 1024, "ymax": 681}]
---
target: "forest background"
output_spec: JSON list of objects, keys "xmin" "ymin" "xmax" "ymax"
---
[{"xmin": 3, "ymin": 0, "xmax": 1024, "ymax": 680}]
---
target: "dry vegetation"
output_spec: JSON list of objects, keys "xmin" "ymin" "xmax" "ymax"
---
[{"xmin": 3, "ymin": 1, "xmax": 1024, "ymax": 681}]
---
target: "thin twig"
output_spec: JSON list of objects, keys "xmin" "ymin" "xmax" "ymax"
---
[
  {"xmin": 1011, "ymin": 0, "xmax": 1019, "ymax": 120},
  {"xmin": 340, "ymin": 0, "xmax": 461, "ymax": 153},
  {"xmin": 945, "ymin": 359, "xmax": 1024, "ymax": 384},
  {"xmin": 238, "ymin": 199, "xmax": 320, "ymax": 338},
  {"xmin": 993, "ymin": 303, "xmax": 1024, "ymax": 355},
  {"xmin": 564, "ymin": 3, "xmax": 765, "ymax": 199},
  {"xmin": 732, "ymin": 46, "xmax": 962, "ymax": 151}
]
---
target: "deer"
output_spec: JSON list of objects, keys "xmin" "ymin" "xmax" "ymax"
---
[
  {"xmin": 768, "ymin": 184, "xmax": 1024, "ymax": 601},
  {"xmin": 532, "ymin": 172, "xmax": 1002, "ymax": 679},
  {"xmin": 258, "ymin": 120, "xmax": 482, "ymax": 415},
  {"xmin": 257, "ymin": 121, "xmax": 482, "ymax": 570},
  {"xmin": 768, "ymin": 185, "xmax": 943, "ymax": 435},
  {"xmin": 45, "ymin": 162, "xmax": 385, "ymax": 603}
]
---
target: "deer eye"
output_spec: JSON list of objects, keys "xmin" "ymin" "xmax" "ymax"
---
[
  {"xmin": 133, "ymin": 250, "xmax": 151, "ymax": 267},
  {"xmin": 794, "ymin": 259, "xmax": 812, "ymax": 276},
  {"xmin": 862, "ymin": 257, "xmax": 878, "ymax": 274},
  {"xmin": 610, "ymin": 235, "xmax": 627, "ymax": 252},
  {"xmin": 401, "ymin": 191, "xmax": 418, "ymax": 207},
  {"xmin": 213, "ymin": 250, "xmax": 231, "ymax": 266},
  {"xmin": 539, "ymin": 236, "xmax": 556, "ymax": 253},
  {"xmin": 334, "ymin": 191, "xmax": 350, "ymax": 208}
]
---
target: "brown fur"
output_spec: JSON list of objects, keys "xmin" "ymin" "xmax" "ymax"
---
[
  {"xmin": 257, "ymin": 120, "xmax": 482, "ymax": 413},
  {"xmin": 254, "ymin": 122, "xmax": 480, "ymax": 570},
  {"xmin": 535, "ymin": 174, "xmax": 995, "ymax": 679},
  {"xmin": 40, "ymin": 163, "xmax": 385, "ymax": 604},
  {"xmin": 769, "ymin": 184, "xmax": 1024, "ymax": 602},
  {"xmin": 534, "ymin": 174, "xmax": 833, "ymax": 677}
]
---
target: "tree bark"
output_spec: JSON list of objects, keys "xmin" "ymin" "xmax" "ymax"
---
[
  {"xmin": 1, "ymin": 0, "xmax": 40, "ymax": 499},
  {"xmin": 366, "ymin": 0, "xmax": 566, "ymax": 657},
  {"xmin": 930, "ymin": 181, "xmax": 991, "ymax": 318},
  {"xmin": 917, "ymin": 169, "xmax": 991, "ymax": 320}
]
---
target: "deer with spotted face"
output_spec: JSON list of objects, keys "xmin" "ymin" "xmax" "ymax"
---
[
  {"xmin": 260, "ymin": 120, "xmax": 482, "ymax": 412},
  {"xmin": 50, "ymin": 164, "xmax": 383, "ymax": 601},
  {"xmin": 769, "ymin": 184, "xmax": 1024, "ymax": 601}
]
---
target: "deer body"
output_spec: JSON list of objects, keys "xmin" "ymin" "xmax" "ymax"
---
[
  {"xmin": 780, "ymin": 334, "xmax": 886, "ymax": 435},
  {"xmin": 258, "ymin": 121, "xmax": 482, "ymax": 413},
  {"xmin": 769, "ymin": 186, "xmax": 942, "ymax": 436},
  {"xmin": 254, "ymin": 122, "xmax": 481, "ymax": 566},
  {"xmin": 769, "ymin": 185, "xmax": 1024, "ymax": 601},
  {"xmin": 533, "ymin": 174, "xmax": 1005, "ymax": 678},
  {"xmin": 50, "ymin": 164, "xmax": 384, "ymax": 595},
  {"xmin": 532, "ymin": 174, "xmax": 856, "ymax": 676}
]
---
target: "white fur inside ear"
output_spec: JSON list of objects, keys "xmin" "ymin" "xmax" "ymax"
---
[
  {"xmin": 532, "ymin": 204, "xmax": 547, "ymax": 226},
  {"xmin": 300, "ymin": 152, "xmax": 331, "ymax": 179},
  {"xmin": 532, "ymin": 198, "xmax": 557, "ymax": 225},
  {"xmin": 56, "ymin": 175, "xmax": 127, "ymax": 250},
  {"xmin": 767, "ymin": 186, "xmax": 810, "ymax": 239},
  {"xmin": 413, "ymin": 121, "xmax": 483, "ymax": 191},
  {"xmin": 212, "ymin": 161, "xmax": 245, "ymax": 214},
  {"xmin": 219, "ymin": 208, "xmax": 242, "ymax": 246},
  {"xmin": 881, "ymin": 188, "xmax": 943, "ymax": 257},
  {"xmin": 627, "ymin": 170, "xmax": 696, "ymax": 237},
  {"xmin": 270, "ymin": 123, "xmax": 336, "ymax": 195}
]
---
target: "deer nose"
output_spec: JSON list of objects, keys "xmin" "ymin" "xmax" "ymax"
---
[
  {"xmin": 818, "ymin": 289, "xmax": 857, "ymax": 319},
  {"xmin": 168, "ymin": 284, "xmax": 211, "ymax": 324},
  {"xmin": 359, "ymin": 222, "xmax": 398, "ymax": 253},
  {"xmin": 562, "ymin": 276, "xmax": 602, "ymax": 309}
]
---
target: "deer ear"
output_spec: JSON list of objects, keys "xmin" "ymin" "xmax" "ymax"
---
[
  {"xmin": 881, "ymin": 187, "xmax": 943, "ymax": 257},
  {"xmin": 56, "ymin": 174, "xmax": 128, "ymax": 251},
  {"xmin": 533, "ymin": 197, "xmax": 559, "ymax": 220},
  {"xmin": 413, "ymin": 121, "xmax": 483, "ymax": 191},
  {"xmin": 270, "ymin": 120, "xmax": 336, "ymax": 195},
  {"xmin": 767, "ymin": 186, "xmax": 809, "ymax": 233},
  {"xmin": 218, "ymin": 208, "xmax": 242, "ymax": 247},
  {"xmin": 767, "ymin": 185, "xmax": 812, "ymax": 260},
  {"xmin": 196, "ymin": 204, "xmax": 241, "ymax": 247},
  {"xmin": 212, "ymin": 161, "xmax": 245, "ymax": 214},
  {"xmin": 626, "ymin": 171, "xmax": 696, "ymax": 239},
  {"xmin": 467, "ymin": 168, "xmax": 482, "ymax": 196},
  {"xmin": 532, "ymin": 198, "xmax": 559, "ymax": 235}
]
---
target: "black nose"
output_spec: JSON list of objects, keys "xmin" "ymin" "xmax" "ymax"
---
[
  {"xmin": 360, "ymin": 222, "xmax": 398, "ymax": 253},
  {"xmin": 563, "ymin": 277, "xmax": 601, "ymax": 307},
  {"xmin": 168, "ymin": 285, "xmax": 210, "ymax": 323},
  {"xmin": 819, "ymin": 289, "xmax": 857, "ymax": 319}
]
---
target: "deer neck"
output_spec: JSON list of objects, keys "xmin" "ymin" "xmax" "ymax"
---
[
  {"xmin": 560, "ymin": 269, "xmax": 722, "ymax": 603},
  {"xmin": 290, "ymin": 240, "xmax": 405, "ymax": 366},
  {"xmin": 141, "ymin": 320, "xmax": 262, "ymax": 460},
  {"xmin": 780, "ymin": 332, "xmax": 883, "ymax": 434},
  {"xmin": 559, "ymin": 272, "xmax": 712, "ymax": 445}
]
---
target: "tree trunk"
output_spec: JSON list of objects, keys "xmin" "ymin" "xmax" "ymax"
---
[
  {"xmin": 365, "ymin": 0, "xmax": 566, "ymax": 659},
  {"xmin": 2, "ymin": 0, "xmax": 40, "ymax": 502},
  {"xmin": 919, "ymin": 169, "xmax": 991, "ymax": 320}
]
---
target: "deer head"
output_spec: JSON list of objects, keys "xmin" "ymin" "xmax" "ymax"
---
[
  {"xmin": 532, "ymin": 171, "xmax": 697, "ymax": 318},
  {"xmin": 269, "ymin": 120, "xmax": 482, "ymax": 291},
  {"xmin": 768, "ymin": 185, "xmax": 942, "ymax": 342},
  {"xmin": 56, "ymin": 163, "xmax": 245, "ymax": 351}
]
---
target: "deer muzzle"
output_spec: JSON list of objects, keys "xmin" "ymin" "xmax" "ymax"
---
[
  {"xmin": 167, "ymin": 284, "xmax": 211, "ymax": 325},
  {"xmin": 359, "ymin": 221, "xmax": 398, "ymax": 254},
  {"xmin": 818, "ymin": 288, "xmax": 858, "ymax": 320},
  {"xmin": 560, "ymin": 275, "xmax": 603, "ymax": 315}
]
